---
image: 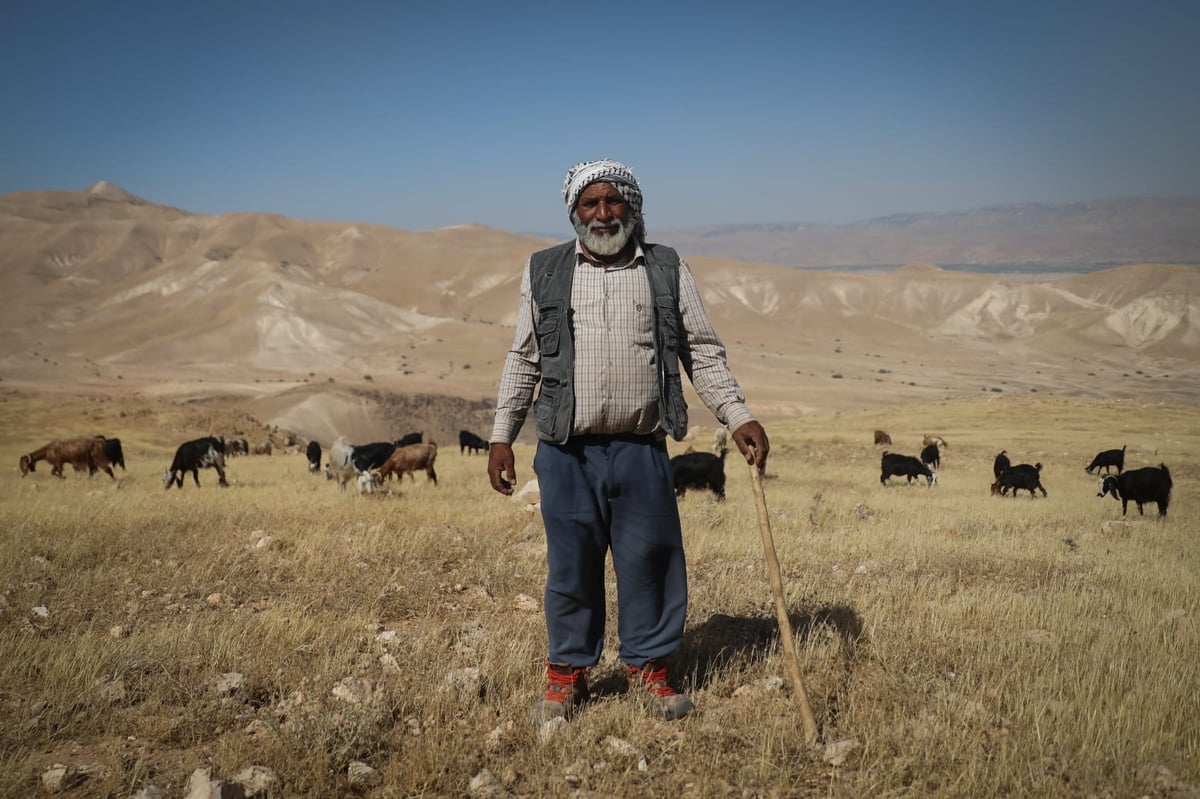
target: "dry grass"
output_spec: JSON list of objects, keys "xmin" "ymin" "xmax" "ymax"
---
[{"xmin": 1, "ymin": 394, "xmax": 1197, "ymax": 798}]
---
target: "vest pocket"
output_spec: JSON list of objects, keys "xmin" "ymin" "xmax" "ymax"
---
[
  {"xmin": 537, "ymin": 304, "xmax": 563, "ymax": 357},
  {"xmin": 655, "ymin": 297, "xmax": 679, "ymax": 351},
  {"xmin": 535, "ymin": 377, "xmax": 565, "ymax": 433}
]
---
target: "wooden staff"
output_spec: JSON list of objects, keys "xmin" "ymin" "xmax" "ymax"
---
[{"xmin": 748, "ymin": 459, "xmax": 820, "ymax": 746}]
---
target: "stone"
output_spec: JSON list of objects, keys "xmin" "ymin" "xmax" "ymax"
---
[
  {"xmin": 823, "ymin": 738, "xmax": 861, "ymax": 766},
  {"xmin": 232, "ymin": 765, "xmax": 277, "ymax": 797},
  {"xmin": 347, "ymin": 760, "xmax": 380, "ymax": 787},
  {"xmin": 468, "ymin": 768, "xmax": 513, "ymax": 799}
]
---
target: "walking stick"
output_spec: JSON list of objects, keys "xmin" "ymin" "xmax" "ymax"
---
[{"xmin": 748, "ymin": 457, "xmax": 820, "ymax": 746}]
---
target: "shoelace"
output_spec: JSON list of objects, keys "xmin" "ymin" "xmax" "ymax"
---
[
  {"xmin": 544, "ymin": 667, "xmax": 584, "ymax": 699},
  {"xmin": 631, "ymin": 664, "xmax": 676, "ymax": 697}
]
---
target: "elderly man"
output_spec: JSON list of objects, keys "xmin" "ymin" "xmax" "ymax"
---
[{"xmin": 488, "ymin": 159, "xmax": 769, "ymax": 724}]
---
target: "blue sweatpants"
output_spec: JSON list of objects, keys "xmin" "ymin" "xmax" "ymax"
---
[{"xmin": 533, "ymin": 434, "xmax": 687, "ymax": 669}]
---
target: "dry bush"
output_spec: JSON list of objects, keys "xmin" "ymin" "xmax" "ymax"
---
[{"xmin": 0, "ymin": 395, "xmax": 1197, "ymax": 797}]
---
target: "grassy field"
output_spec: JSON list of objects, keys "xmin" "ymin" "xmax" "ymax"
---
[{"xmin": 1, "ymin": 393, "xmax": 1197, "ymax": 798}]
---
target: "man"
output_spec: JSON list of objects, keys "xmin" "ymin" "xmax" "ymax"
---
[{"xmin": 488, "ymin": 159, "xmax": 769, "ymax": 725}]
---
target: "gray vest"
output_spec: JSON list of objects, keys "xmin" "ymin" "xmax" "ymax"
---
[{"xmin": 529, "ymin": 241, "xmax": 690, "ymax": 444}]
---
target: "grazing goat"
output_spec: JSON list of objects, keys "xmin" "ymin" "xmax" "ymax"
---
[
  {"xmin": 713, "ymin": 427, "xmax": 729, "ymax": 454},
  {"xmin": 1085, "ymin": 445, "xmax": 1125, "ymax": 476},
  {"xmin": 1098, "ymin": 464, "xmax": 1172, "ymax": 518},
  {"xmin": 395, "ymin": 432, "xmax": 423, "ymax": 447},
  {"xmin": 923, "ymin": 434, "xmax": 948, "ymax": 450},
  {"xmin": 873, "ymin": 429, "xmax": 892, "ymax": 446},
  {"xmin": 991, "ymin": 463, "xmax": 1046, "ymax": 498},
  {"xmin": 19, "ymin": 436, "xmax": 114, "ymax": 479},
  {"xmin": 306, "ymin": 441, "xmax": 322, "ymax": 474},
  {"xmin": 327, "ymin": 437, "xmax": 357, "ymax": 492},
  {"xmin": 880, "ymin": 451, "xmax": 936, "ymax": 486},
  {"xmin": 350, "ymin": 442, "xmax": 397, "ymax": 472},
  {"xmin": 671, "ymin": 449, "xmax": 727, "ymax": 500},
  {"xmin": 993, "ymin": 450, "xmax": 1011, "ymax": 480},
  {"xmin": 920, "ymin": 443, "xmax": 940, "ymax": 470},
  {"xmin": 376, "ymin": 442, "xmax": 438, "ymax": 485},
  {"xmin": 459, "ymin": 429, "xmax": 489, "ymax": 455},
  {"xmin": 356, "ymin": 470, "xmax": 380, "ymax": 494},
  {"xmin": 163, "ymin": 437, "xmax": 228, "ymax": 489}
]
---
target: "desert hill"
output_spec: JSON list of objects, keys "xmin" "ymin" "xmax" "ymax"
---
[
  {"xmin": 658, "ymin": 197, "xmax": 1200, "ymax": 268},
  {"xmin": 1, "ymin": 183, "xmax": 1197, "ymax": 442}
]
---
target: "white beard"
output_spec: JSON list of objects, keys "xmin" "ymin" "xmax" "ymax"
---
[{"xmin": 572, "ymin": 210, "xmax": 636, "ymax": 257}]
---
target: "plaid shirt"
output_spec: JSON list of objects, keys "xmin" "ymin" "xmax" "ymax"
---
[{"xmin": 490, "ymin": 241, "xmax": 755, "ymax": 444}]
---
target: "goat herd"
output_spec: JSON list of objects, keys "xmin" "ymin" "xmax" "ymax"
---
[
  {"xmin": 15, "ymin": 428, "xmax": 1173, "ymax": 519},
  {"xmin": 14, "ymin": 430, "xmax": 495, "ymax": 493},
  {"xmin": 872, "ymin": 432, "xmax": 1173, "ymax": 518}
]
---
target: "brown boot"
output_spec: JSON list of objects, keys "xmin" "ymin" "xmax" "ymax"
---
[
  {"xmin": 530, "ymin": 662, "xmax": 589, "ymax": 725},
  {"xmin": 626, "ymin": 659, "xmax": 694, "ymax": 720}
]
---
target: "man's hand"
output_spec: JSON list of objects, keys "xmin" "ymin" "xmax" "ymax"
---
[
  {"xmin": 488, "ymin": 443, "xmax": 516, "ymax": 495},
  {"xmin": 732, "ymin": 421, "xmax": 769, "ymax": 469}
]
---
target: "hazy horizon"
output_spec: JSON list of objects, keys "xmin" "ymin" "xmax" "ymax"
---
[{"xmin": 2, "ymin": 1, "xmax": 1198, "ymax": 235}]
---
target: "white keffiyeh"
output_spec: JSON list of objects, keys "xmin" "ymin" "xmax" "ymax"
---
[{"xmin": 562, "ymin": 159, "xmax": 645, "ymax": 237}]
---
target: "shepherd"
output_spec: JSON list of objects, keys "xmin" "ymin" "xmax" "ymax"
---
[{"xmin": 486, "ymin": 158, "xmax": 770, "ymax": 725}]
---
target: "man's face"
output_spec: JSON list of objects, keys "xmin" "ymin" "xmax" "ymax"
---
[{"xmin": 572, "ymin": 181, "xmax": 635, "ymax": 257}]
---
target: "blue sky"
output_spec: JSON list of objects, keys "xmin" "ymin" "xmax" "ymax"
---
[{"xmin": 2, "ymin": 1, "xmax": 1197, "ymax": 235}]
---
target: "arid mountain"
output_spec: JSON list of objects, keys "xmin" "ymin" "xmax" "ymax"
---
[
  {"xmin": 1, "ymin": 183, "xmax": 1197, "ymax": 441},
  {"xmin": 657, "ymin": 197, "xmax": 1200, "ymax": 268}
]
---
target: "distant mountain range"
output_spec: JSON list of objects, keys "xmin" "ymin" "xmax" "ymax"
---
[{"xmin": 653, "ymin": 197, "xmax": 1200, "ymax": 268}]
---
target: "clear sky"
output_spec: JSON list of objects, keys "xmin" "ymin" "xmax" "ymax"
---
[{"xmin": 2, "ymin": 1, "xmax": 1197, "ymax": 236}]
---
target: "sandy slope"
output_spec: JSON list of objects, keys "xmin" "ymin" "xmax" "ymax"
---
[{"xmin": 1, "ymin": 184, "xmax": 1197, "ymax": 441}]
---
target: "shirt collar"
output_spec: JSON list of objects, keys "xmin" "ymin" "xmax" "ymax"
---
[{"xmin": 574, "ymin": 239, "xmax": 645, "ymax": 270}]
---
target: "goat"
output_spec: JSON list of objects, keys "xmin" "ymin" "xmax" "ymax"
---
[
  {"xmin": 1085, "ymin": 445, "xmax": 1125, "ymax": 476},
  {"xmin": 993, "ymin": 450, "xmax": 1011, "ymax": 481},
  {"xmin": 713, "ymin": 427, "xmax": 729, "ymax": 455},
  {"xmin": 20, "ymin": 436, "xmax": 114, "ymax": 479},
  {"xmin": 328, "ymin": 437, "xmax": 357, "ymax": 492},
  {"xmin": 163, "ymin": 437, "xmax": 228, "ymax": 489},
  {"xmin": 671, "ymin": 448, "xmax": 727, "ymax": 500},
  {"xmin": 922, "ymin": 434, "xmax": 948, "ymax": 450},
  {"xmin": 880, "ymin": 451, "xmax": 936, "ymax": 486},
  {"xmin": 306, "ymin": 440, "xmax": 322, "ymax": 474},
  {"xmin": 991, "ymin": 463, "xmax": 1047, "ymax": 497},
  {"xmin": 376, "ymin": 442, "xmax": 438, "ymax": 485},
  {"xmin": 1098, "ymin": 464, "xmax": 1172, "ymax": 518},
  {"xmin": 873, "ymin": 429, "xmax": 892, "ymax": 446},
  {"xmin": 101, "ymin": 437, "xmax": 126, "ymax": 471},
  {"xmin": 459, "ymin": 429, "xmax": 490, "ymax": 455},
  {"xmin": 920, "ymin": 443, "xmax": 940, "ymax": 470},
  {"xmin": 395, "ymin": 432, "xmax": 423, "ymax": 448}
]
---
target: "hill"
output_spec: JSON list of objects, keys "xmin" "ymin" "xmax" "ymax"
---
[
  {"xmin": 657, "ymin": 197, "xmax": 1200, "ymax": 268},
  {"xmin": 1, "ymin": 183, "xmax": 1197, "ymax": 441}
]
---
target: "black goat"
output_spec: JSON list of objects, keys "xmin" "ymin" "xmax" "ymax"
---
[
  {"xmin": 1085, "ymin": 445, "xmax": 1125, "ymax": 476},
  {"xmin": 991, "ymin": 463, "xmax": 1047, "ymax": 498},
  {"xmin": 306, "ymin": 440, "xmax": 322, "ymax": 473},
  {"xmin": 1098, "ymin": 464, "xmax": 1172, "ymax": 517},
  {"xmin": 881, "ymin": 451, "xmax": 936, "ymax": 486},
  {"xmin": 920, "ymin": 443, "xmax": 940, "ymax": 470},
  {"xmin": 671, "ymin": 449, "xmax": 727, "ymax": 500},
  {"xmin": 993, "ymin": 450, "xmax": 1010, "ymax": 480}
]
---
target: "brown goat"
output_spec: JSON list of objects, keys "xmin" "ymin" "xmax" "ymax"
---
[
  {"xmin": 873, "ymin": 429, "xmax": 892, "ymax": 446},
  {"xmin": 19, "ymin": 436, "xmax": 114, "ymax": 479},
  {"xmin": 375, "ymin": 442, "xmax": 438, "ymax": 485}
]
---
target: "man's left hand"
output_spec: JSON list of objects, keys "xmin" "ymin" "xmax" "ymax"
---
[{"xmin": 732, "ymin": 421, "xmax": 769, "ymax": 469}]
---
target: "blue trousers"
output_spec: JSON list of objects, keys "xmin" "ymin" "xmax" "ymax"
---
[{"xmin": 533, "ymin": 434, "xmax": 687, "ymax": 669}]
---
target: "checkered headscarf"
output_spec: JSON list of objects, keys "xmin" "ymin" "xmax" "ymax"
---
[{"xmin": 562, "ymin": 159, "xmax": 644, "ymax": 237}]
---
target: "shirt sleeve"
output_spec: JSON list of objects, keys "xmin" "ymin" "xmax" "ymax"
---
[
  {"xmin": 490, "ymin": 262, "xmax": 541, "ymax": 444},
  {"xmin": 677, "ymin": 258, "xmax": 756, "ymax": 432}
]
